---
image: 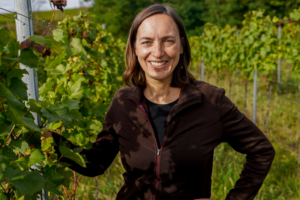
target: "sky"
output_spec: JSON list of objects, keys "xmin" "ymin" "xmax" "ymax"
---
[{"xmin": 0, "ymin": 0, "xmax": 93, "ymax": 13}]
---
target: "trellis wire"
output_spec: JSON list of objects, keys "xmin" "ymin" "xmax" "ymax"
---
[
  {"xmin": 0, "ymin": 7, "xmax": 55, "ymax": 27},
  {"xmin": 0, "ymin": 12, "xmax": 53, "ymax": 30}
]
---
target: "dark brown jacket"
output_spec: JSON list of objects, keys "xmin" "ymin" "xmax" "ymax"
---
[{"xmin": 53, "ymin": 80, "xmax": 275, "ymax": 200}]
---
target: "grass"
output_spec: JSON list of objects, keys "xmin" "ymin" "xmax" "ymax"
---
[{"xmin": 68, "ymin": 64, "xmax": 300, "ymax": 200}]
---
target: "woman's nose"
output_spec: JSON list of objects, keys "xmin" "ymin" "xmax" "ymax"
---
[{"xmin": 152, "ymin": 42, "xmax": 164, "ymax": 58}]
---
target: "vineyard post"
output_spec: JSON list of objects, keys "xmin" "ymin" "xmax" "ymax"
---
[
  {"xmin": 15, "ymin": 0, "xmax": 41, "ymax": 126},
  {"xmin": 14, "ymin": 0, "xmax": 48, "ymax": 199},
  {"xmin": 277, "ymin": 24, "xmax": 282, "ymax": 93},
  {"xmin": 235, "ymin": 31, "xmax": 239, "ymax": 75},
  {"xmin": 201, "ymin": 56, "xmax": 205, "ymax": 81},
  {"xmin": 201, "ymin": 33, "xmax": 205, "ymax": 81},
  {"xmin": 253, "ymin": 69, "xmax": 258, "ymax": 124}
]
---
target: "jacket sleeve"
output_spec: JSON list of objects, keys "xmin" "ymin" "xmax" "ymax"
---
[
  {"xmin": 52, "ymin": 91, "xmax": 119, "ymax": 177},
  {"xmin": 218, "ymin": 88, "xmax": 275, "ymax": 200}
]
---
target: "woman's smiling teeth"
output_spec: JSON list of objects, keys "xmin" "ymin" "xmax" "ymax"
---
[{"xmin": 150, "ymin": 61, "xmax": 167, "ymax": 66}]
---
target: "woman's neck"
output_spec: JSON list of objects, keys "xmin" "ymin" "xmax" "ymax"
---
[{"xmin": 143, "ymin": 78, "xmax": 181, "ymax": 104}]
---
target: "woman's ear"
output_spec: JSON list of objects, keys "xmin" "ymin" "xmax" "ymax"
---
[{"xmin": 180, "ymin": 37, "xmax": 185, "ymax": 54}]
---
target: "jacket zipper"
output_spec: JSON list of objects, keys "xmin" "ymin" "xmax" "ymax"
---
[
  {"xmin": 127, "ymin": 97, "xmax": 169, "ymax": 200},
  {"xmin": 153, "ymin": 125, "xmax": 169, "ymax": 200}
]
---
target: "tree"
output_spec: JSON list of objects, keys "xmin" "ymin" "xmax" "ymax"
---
[{"xmin": 84, "ymin": 0, "xmax": 300, "ymax": 39}]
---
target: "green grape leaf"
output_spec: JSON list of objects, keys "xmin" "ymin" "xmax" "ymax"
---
[
  {"xmin": 28, "ymin": 36, "xmax": 61, "ymax": 53},
  {"xmin": 41, "ymin": 107, "xmax": 59, "ymax": 124},
  {"xmin": 27, "ymin": 99, "xmax": 43, "ymax": 115},
  {"xmin": 0, "ymin": 191, "xmax": 7, "ymax": 200},
  {"xmin": 59, "ymin": 146, "xmax": 86, "ymax": 168},
  {"xmin": 28, "ymin": 149, "xmax": 45, "ymax": 166},
  {"xmin": 41, "ymin": 137, "xmax": 54, "ymax": 151},
  {"xmin": 42, "ymin": 104, "xmax": 73, "ymax": 126},
  {"xmin": 24, "ymin": 195, "xmax": 39, "ymax": 200},
  {"xmin": 53, "ymin": 29, "xmax": 64, "ymax": 42},
  {"xmin": 8, "ymin": 39, "xmax": 20, "ymax": 58},
  {"xmin": 0, "ymin": 82, "xmax": 19, "ymax": 100},
  {"xmin": 69, "ymin": 109, "xmax": 83, "ymax": 120},
  {"xmin": 9, "ymin": 77, "xmax": 28, "ymax": 101},
  {"xmin": 4, "ymin": 167, "xmax": 46, "ymax": 196},
  {"xmin": 20, "ymin": 116, "xmax": 40, "ymax": 131},
  {"xmin": 44, "ymin": 178, "xmax": 63, "ymax": 195},
  {"xmin": 43, "ymin": 165, "xmax": 64, "ymax": 185},
  {"xmin": 87, "ymin": 120, "xmax": 102, "ymax": 134},
  {"xmin": 0, "ymin": 28, "xmax": 9, "ymax": 46},
  {"xmin": 0, "ymin": 155, "xmax": 9, "ymax": 181},
  {"xmin": 56, "ymin": 167, "xmax": 73, "ymax": 187},
  {"xmin": 9, "ymin": 140, "xmax": 29, "ymax": 154},
  {"xmin": 14, "ymin": 157, "xmax": 30, "ymax": 171},
  {"xmin": 28, "ymin": 36, "xmax": 50, "ymax": 45},
  {"xmin": 19, "ymin": 49, "xmax": 38, "ymax": 68},
  {"xmin": 0, "ymin": 146, "xmax": 15, "ymax": 160},
  {"xmin": 73, "ymin": 147, "xmax": 83, "ymax": 153},
  {"xmin": 6, "ymin": 68, "xmax": 28, "ymax": 85},
  {"xmin": 70, "ymin": 38, "xmax": 83, "ymax": 54},
  {"xmin": 61, "ymin": 96, "xmax": 80, "ymax": 111},
  {"xmin": 68, "ymin": 79, "xmax": 83, "ymax": 99}
]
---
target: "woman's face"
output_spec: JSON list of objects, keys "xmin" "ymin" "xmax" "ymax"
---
[{"xmin": 135, "ymin": 14, "xmax": 183, "ymax": 84}]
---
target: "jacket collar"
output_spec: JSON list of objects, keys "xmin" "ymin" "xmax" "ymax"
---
[{"xmin": 127, "ymin": 81, "xmax": 202, "ymax": 124}]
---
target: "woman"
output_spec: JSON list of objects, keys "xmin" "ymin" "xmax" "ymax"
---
[{"xmin": 43, "ymin": 4, "xmax": 275, "ymax": 200}]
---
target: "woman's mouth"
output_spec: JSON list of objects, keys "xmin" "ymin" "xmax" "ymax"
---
[{"xmin": 149, "ymin": 61, "xmax": 168, "ymax": 69}]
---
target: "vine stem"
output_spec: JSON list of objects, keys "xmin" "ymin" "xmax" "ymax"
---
[
  {"xmin": 73, "ymin": 173, "xmax": 82, "ymax": 200},
  {"xmin": 4, "ymin": 183, "xmax": 9, "ymax": 193},
  {"xmin": 40, "ymin": 120, "xmax": 48, "ymax": 129},
  {"xmin": 26, "ymin": 131, "xmax": 36, "ymax": 142},
  {"xmin": 0, "ymin": 62, "xmax": 18, "ymax": 80},
  {"xmin": 73, "ymin": 171, "xmax": 76, "ymax": 199},
  {"xmin": 13, "ymin": 109, "xmax": 31, "ymax": 140},
  {"xmin": 53, "ymin": 156, "xmax": 62, "ymax": 165},
  {"xmin": 62, "ymin": 186, "xmax": 70, "ymax": 200},
  {"xmin": 23, "ymin": 109, "xmax": 30, "ymax": 117},
  {"xmin": 43, "ymin": 6, "xmax": 55, "ymax": 37},
  {"xmin": 10, "ymin": 186, "xmax": 15, "ymax": 199},
  {"xmin": 2, "ymin": 125, "xmax": 16, "ymax": 148}
]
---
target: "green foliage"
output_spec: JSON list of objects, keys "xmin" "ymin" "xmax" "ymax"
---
[
  {"xmin": 191, "ymin": 8, "xmax": 300, "ymax": 89},
  {"xmin": 0, "ymin": 10, "xmax": 125, "ymax": 199},
  {"xmin": 85, "ymin": 0, "xmax": 300, "ymax": 39}
]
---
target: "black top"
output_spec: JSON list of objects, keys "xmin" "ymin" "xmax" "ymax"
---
[{"xmin": 146, "ymin": 98, "xmax": 178, "ymax": 149}]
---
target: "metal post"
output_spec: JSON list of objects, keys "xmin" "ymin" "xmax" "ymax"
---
[
  {"xmin": 277, "ymin": 25, "xmax": 282, "ymax": 93},
  {"xmin": 15, "ymin": 0, "xmax": 40, "ymax": 125},
  {"xmin": 201, "ymin": 33, "xmax": 204, "ymax": 81},
  {"xmin": 252, "ymin": 69, "xmax": 257, "ymax": 124},
  {"xmin": 236, "ymin": 31, "xmax": 239, "ymax": 74},
  {"xmin": 15, "ymin": 1, "xmax": 48, "ymax": 199},
  {"xmin": 201, "ymin": 56, "xmax": 205, "ymax": 81}
]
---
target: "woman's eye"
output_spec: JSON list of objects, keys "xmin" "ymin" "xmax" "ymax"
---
[
  {"xmin": 142, "ymin": 41, "xmax": 150, "ymax": 45},
  {"xmin": 166, "ymin": 40, "xmax": 174, "ymax": 44}
]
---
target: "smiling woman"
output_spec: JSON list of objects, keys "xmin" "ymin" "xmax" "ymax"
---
[
  {"xmin": 43, "ymin": 4, "xmax": 275, "ymax": 200},
  {"xmin": 123, "ymin": 5, "xmax": 195, "ymax": 90}
]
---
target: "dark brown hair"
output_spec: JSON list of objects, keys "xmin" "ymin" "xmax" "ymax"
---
[{"xmin": 123, "ymin": 4, "xmax": 195, "ymax": 87}]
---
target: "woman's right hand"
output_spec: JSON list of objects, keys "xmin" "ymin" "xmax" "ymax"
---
[{"xmin": 42, "ymin": 130, "xmax": 53, "ymax": 138}]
